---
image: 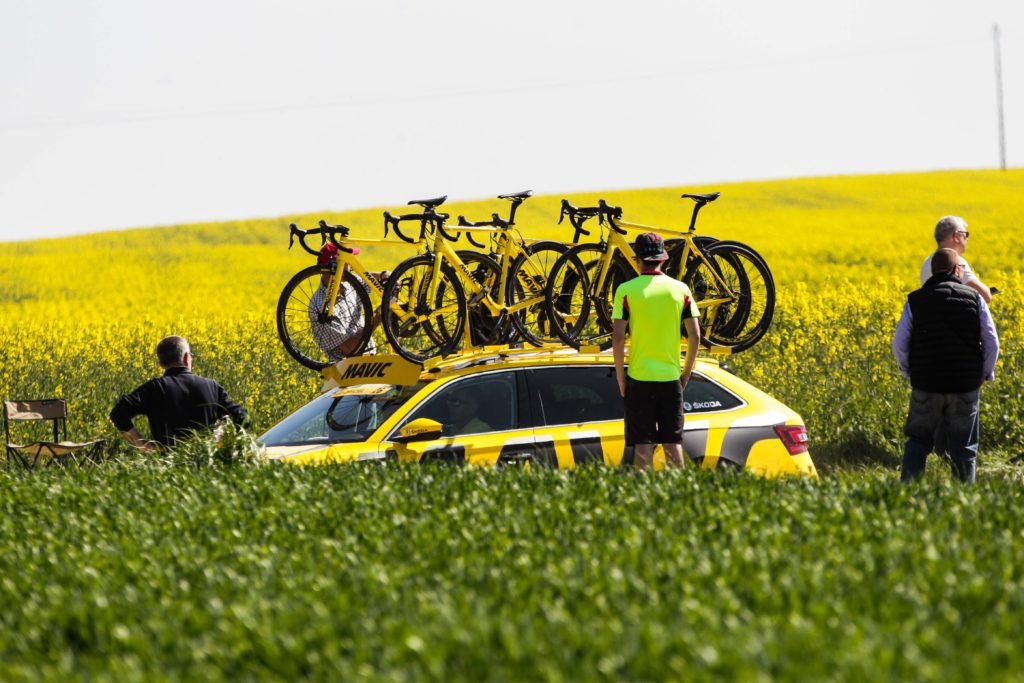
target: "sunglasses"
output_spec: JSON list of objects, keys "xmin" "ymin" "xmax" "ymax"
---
[{"xmin": 955, "ymin": 230, "xmax": 970, "ymax": 238}]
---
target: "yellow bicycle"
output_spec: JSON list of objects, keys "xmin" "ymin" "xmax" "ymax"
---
[
  {"xmin": 380, "ymin": 192, "xmax": 571, "ymax": 363},
  {"xmin": 276, "ymin": 220, "xmax": 423, "ymax": 370},
  {"xmin": 545, "ymin": 193, "xmax": 775, "ymax": 353}
]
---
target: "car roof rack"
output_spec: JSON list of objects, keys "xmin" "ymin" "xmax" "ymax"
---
[
  {"xmin": 422, "ymin": 343, "xmax": 590, "ymax": 375},
  {"xmin": 320, "ymin": 341, "xmax": 724, "ymax": 391}
]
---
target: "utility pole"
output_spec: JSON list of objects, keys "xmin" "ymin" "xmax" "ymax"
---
[{"xmin": 994, "ymin": 24, "xmax": 1006, "ymax": 171}]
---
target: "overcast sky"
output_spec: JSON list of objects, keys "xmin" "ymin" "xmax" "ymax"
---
[{"xmin": 1, "ymin": 0, "xmax": 1020, "ymax": 241}]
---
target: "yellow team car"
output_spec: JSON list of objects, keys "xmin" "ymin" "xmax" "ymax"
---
[{"xmin": 260, "ymin": 348, "xmax": 816, "ymax": 477}]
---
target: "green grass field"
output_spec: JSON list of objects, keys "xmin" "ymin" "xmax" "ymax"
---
[
  {"xmin": 3, "ymin": 464, "xmax": 1023, "ymax": 682},
  {"xmin": 2, "ymin": 169, "xmax": 1024, "ymax": 680}
]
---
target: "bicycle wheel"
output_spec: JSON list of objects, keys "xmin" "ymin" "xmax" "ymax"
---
[
  {"xmin": 545, "ymin": 244, "xmax": 634, "ymax": 350},
  {"xmin": 544, "ymin": 247, "xmax": 592, "ymax": 348},
  {"xmin": 591, "ymin": 250, "xmax": 636, "ymax": 331},
  {"xmin": 277, "ymin": 265, "xmax": 374, "ymax": 370},
  {"xmin": 505, "ymin": 240, "xmax": 568, "ymax": 346},
  {"xmin": 678, "ymin": 243, "xmax": 730, "ymax": 349},
  {"xmin": 665, "ymin": 235, "xmax": 717, "ymax": 280},
  {"xmin": 457, "ymin": 250, "xmax": 514, "ymax": 347},
  {"xmin": 701, "ymin": 241, "xmax": 776, "ymax": 353},
  {"xmin": 381, "ymin": 255, "xmax": 466, "ymax": 363}
]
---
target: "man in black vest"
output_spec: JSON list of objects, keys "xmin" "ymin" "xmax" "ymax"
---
[
  {"xmin": 892, "ymin": 248, "xmax": 999, "ymax": 482},
  {"xmin": 110, "ymin": 336, "xmax": 248, "ymax": 451}
]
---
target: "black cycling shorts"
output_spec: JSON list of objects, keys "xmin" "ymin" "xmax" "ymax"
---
[{"xmin": 624, "ymin": 377, "xmax": 684, "ymax": 446}]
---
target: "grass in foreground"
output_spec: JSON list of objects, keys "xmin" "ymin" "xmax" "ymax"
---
[{"xmin": 1, "ymin": 461, "xmax": 1022, "ymax": 682}]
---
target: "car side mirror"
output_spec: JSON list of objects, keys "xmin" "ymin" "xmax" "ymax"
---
[{"xmin": 392, "ymin": 418, "xmax": 443, "ymax": 443}]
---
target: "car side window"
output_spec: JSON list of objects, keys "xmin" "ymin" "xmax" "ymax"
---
[
  {"xmin": 527, "ymin": 366, "xmax": 622, "ymax": 426},
  {"xmin": 397, "ymin": 372, "xmax": 518, "ymax": 437},
  {"xmin": 527, "ymin": 366, "xmax": 744, "ymax": 427},
  {"xmin": 682, "ymin": 374, "xmax": 744, "ymax": 413}
]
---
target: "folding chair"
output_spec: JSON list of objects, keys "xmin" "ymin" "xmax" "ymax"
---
[{"xmin": 3, "ymin": 398, "xmax": 107, "ymax": 468}]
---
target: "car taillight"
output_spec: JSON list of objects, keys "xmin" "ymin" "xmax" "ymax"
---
[{"xmin": 774, "ymin": 425, "xmax": 809, "ymax": 455}]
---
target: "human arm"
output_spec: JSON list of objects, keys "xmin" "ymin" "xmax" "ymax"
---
[
  {"xmin": 960, "ymin": 261, "xmax": 992, "ymax": 303},
  {"xmin": 979, "ymin": 298, "xmax": 999, "ymax": 382},
  {"xmin": 110, "ymin": 386, "xmax": 158, "ymax": 452},
  {"xmin": 967, "ymin": 278, "xmax": 993, "ymax": 304},
  {"xmin": 613, "ymin": 320, "xmax": 628, "ymax": 398},
  {"xmin": 121, "ymin": 427, "xmax": 158, "ymax": 453},
  {"xmin": 611, "ymin": 286, "xmax": 629, "ymax": 397},
  {"xmin": 891, "ymin": 301, "xmax": 912, "ymax": 379},
  {"xmin": 217, "ymin": 384, "xmax": 249, "ymax": 428},
  {"xmin": 681, "ymin": 317, "xmax": 700, "ymax": 390},
  {"xmin": 680, "ymin": 293, "xmax": 700, "ymax": 389}
]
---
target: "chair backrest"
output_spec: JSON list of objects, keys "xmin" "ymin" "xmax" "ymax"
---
[
  {"xmin": 4, "ymin": 399, "xmax": 68, "ymax": 421},
  {"xmin": 4, "ymin": 399, "xmax": 67, "ymax": 443}
]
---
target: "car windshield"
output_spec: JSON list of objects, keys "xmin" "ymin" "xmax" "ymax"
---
[{"xmin": 260, "ymin": 382, "xmax": 427, "ymax": 446}]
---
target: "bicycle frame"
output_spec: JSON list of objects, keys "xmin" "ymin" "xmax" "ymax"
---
[
  {"xmin": 580, "ymin": 216, "xmax": 738, "ymax": 335},
  {"xmin": 317, "ymin": 235, "xmax": 424, "ymax": 325},
  {"xmin": 288, "ymin": 220, "xmax": 428, "ymax": 339},
  {"xmin": 388, "ymin": 222, "xmax": 557, "ymax": 353}
]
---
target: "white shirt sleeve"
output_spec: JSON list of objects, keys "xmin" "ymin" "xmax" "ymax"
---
[{"xmin": 958, "ymin": 257, "xmax": 976, "ymax": 286}]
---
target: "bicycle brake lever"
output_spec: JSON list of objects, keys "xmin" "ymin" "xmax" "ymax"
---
[{"xmin": 558, "ymin": 199, "xmax": 570, "ymax": 224}]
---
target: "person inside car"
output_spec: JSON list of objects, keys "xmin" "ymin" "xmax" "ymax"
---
[{"xmin": 445, "ymin": 388, "xmax": 491, "ymax": 436}]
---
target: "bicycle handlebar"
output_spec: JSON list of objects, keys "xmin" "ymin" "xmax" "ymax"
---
[
  {"xmin": 287, "ymin": 222, "xmax": 356, "ymax": 256},
  {"xmin": 457, "ymin": 212, "xmax": 510, "ymax": 249},
  {"xmin": 382, "ymin": 208, "xmax": 456, "ymax": 244},
  {"xmin": 559, "ymin": 198, "xmax": 626, "ymax": 242}
]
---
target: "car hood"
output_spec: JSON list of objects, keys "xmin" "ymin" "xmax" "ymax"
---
[{"xmin": 264, "ymin": 442, "xmax": 385, "ymax": 466}]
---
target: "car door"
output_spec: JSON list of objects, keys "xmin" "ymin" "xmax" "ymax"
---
[
  {"xmin": 383, "ymin": 369, "xmax": 543, "ymax": 467},
  {"xmin": 524, "ymin": 364, "xmax": 757, "ymax": 469},
  {"xmin": 523, "ymin": 364, "xmax": 627, "ymax": 467}
]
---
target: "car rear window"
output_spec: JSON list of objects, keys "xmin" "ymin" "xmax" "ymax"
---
[
  {"xmin": 682, "ymin": 375, "xmax": 744, "ymax": 413},
  {"xmin": 260, "ymin": 382, "xmax": 427, "ymax": 446},
  {"xmin": 527, "ymin": 365, "xmax": 743, "ymax": 427}
]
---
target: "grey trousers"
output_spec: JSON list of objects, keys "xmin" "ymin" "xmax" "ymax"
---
[{"xmin": 900, "ymin": 387, "xmax": 980, "ymax": 483}]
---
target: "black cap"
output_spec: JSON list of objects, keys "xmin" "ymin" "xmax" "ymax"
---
[{"xmin": 634, "ymin": 232, "xmax": 669, "ymax": 261}]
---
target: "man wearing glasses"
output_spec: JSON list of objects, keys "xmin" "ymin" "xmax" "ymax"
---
[{"xmin": 918, "ymin": 216, "xmax": 993, "ymax": 303}]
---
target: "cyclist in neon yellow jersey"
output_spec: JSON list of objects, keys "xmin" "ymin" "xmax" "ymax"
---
[{"xmin": 612, "ymin": 232, "xmax": 700, "ymax": 469}]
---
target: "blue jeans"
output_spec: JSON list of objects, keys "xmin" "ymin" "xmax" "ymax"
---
[{"xmin": 900, "ymin": 388, "xmax": 980, "ymax": 483}]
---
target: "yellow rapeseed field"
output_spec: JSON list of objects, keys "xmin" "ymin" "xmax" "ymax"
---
[{"xmin": 2, "ymin": 169, "xmax": 1022, "ymax": 467}]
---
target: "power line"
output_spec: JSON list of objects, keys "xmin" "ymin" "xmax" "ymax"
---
[{"xmin": 0, "ymin": 34, "xmax": 996, "ymax": 133}]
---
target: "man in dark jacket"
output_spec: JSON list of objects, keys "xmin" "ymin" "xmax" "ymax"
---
[
  {"xmin": 892, "ymin": 248, "xmax": 999, "ymax": 482},
  {"xmin": 110, "ymin": 336, "xmax": 248, "ymax": 451}
]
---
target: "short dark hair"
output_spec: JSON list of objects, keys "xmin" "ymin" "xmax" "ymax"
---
[
  {"xmin": 156, "ymin": 336, "xmax": 190, "ymax": 366},
  {"xmin": 930, "ymin": 248, "xmax": 959, "ymax": 275}
]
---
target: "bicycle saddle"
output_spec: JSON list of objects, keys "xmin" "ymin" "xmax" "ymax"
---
[
  {"xmin": 498, "ymin": 190, "xmax": 533, "ymax": 201},
  {"xmin": 681, "ymin": 192, "xmax": 721, "ymax": 203},
  {"xmin": 407, "ymin": 195, "xmax": 448, "ymax": 209}
]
